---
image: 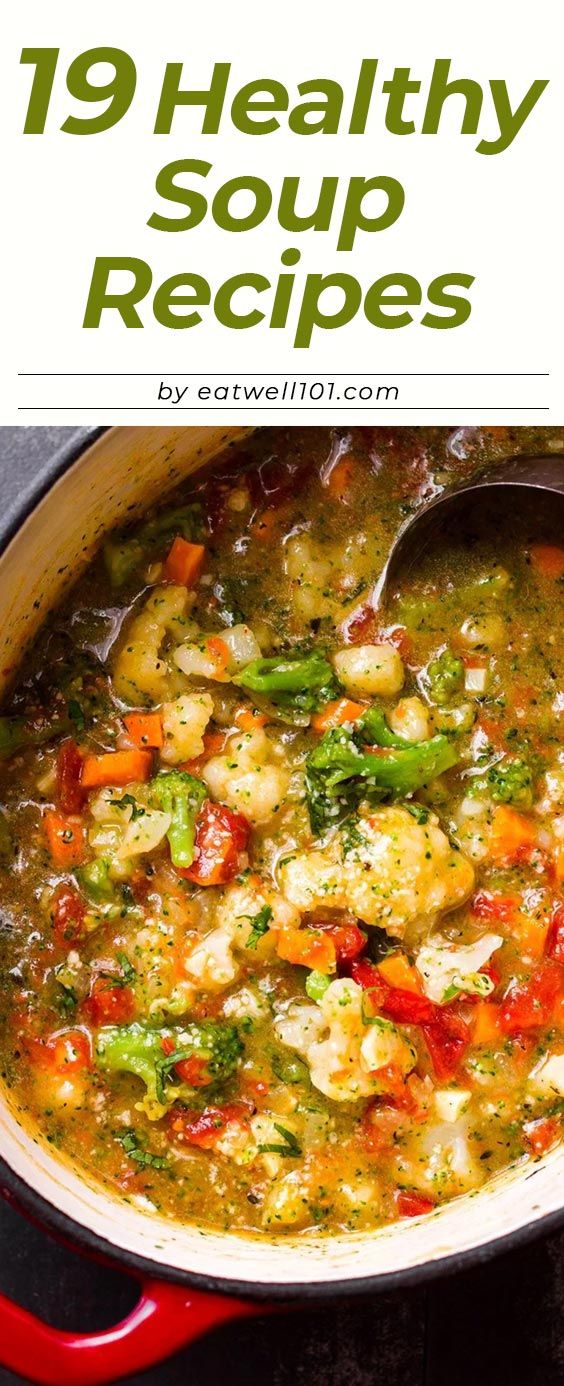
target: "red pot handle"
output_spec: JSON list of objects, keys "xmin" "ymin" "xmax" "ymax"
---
[{"xmin": 0, "ymin": 1276, "xmax": 264, "ymax": 1386}]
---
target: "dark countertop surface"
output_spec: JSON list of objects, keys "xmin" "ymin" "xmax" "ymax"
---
[{"xmin": 1, "ymin": 426, "xmax": 563, "ymax": 1386}]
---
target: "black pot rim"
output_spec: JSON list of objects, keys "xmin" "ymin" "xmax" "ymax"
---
[{"xmin": 0, "ymin": 423, "xmax": 563, "ymax": 1304}]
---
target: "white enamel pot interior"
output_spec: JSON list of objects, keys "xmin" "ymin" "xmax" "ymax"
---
[{"xmin": 0, "ymin": 424, "xmax": 563, "ymax": 1301}]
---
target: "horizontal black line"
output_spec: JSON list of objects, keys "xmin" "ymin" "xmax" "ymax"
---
[
  {"xmin": 18, "ymin": 406, "xmax": 550, "ymax": 412},
  {"xmin": 18, "ymin": 372, "xmax": 550, "ymax": 378}
]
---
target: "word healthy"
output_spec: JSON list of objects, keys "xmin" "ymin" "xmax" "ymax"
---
[{"xmin": 21, "ymin": 51, "xmax": 548, "ymax": 345}]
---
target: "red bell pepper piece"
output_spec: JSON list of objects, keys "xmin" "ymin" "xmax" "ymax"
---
[
  {"xmin": 471, "ymin": 890, "xmax": 518, "ymax": 924},
  {"xmin": 57, "ymin": 739, "xmax": 86, "ymax": 814},
  {"xmin": 351, "ymin": 959, "xmax": 390, "ymax": 1010},
  {"xmin": 167, "ymin": 1101, "xmax": 252, "ymax": 1149},
  {"xmin": 352, "ymin": 959, "xmax": 470, "ymax": 1079},
  {"xmin": 523, "ymin": 1115, "xmax": 560, "ymax": 1156},
  {"xmin": 396, "ymin": 1190, "xmax": 436, "ymax": 1218},
  {"xmin": 314, "ymin": 918, "xmax": 366, "ymax": 964},
  {"xmin": 382, "ymin": 988, "xmax": 437, "ymax": 1026},
  {"xmin": 51, "ymin": 883, "xmax": 87, "ymax": 946},
  {"xmin": 352, "ymin": 959, "xmax": 436, "ymax": 1023},
  {"xmin": 35, "ymin": 1028, "xmax": 92, "ymax": 1074},
  {"xmin": 422, "ymin": 1010, "xmax": 470, "ymax": 1081},
  {"xmin": 86, "ymin": 977, "xmax": 136, "ymax": 1026},
  {"xmin": 500, "ymin": 961, "xmax": 562, "ymax": 1034},
  {"xmin": 180, "ymin": 801, "xmax": 251, "ymax": 887},
  {"xmin": 545, "ymin": 904, "xmax": 564, "ymax": 965},
  {"xmin": 161, "ymin": 1036, "xmax": 212, "ymax": 1087}
]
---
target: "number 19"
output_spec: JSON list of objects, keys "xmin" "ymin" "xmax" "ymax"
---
[{"xmin": 20, "ymin": 47, "xmax": 137, "ymax": 134}]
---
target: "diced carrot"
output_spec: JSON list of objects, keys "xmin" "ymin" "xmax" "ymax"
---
[
  {"xmin": 378, "ymin": 952, "xmax": 422, "ymax": 994},
  {"xmin": 513, "ymin": 911, "xmax": 550, "ymax": 958},
  {"xmin": 311, "ymin": 698, "xmax": 367, "ymax": 733},
  {"xmin": 234, "ymin": 706, "xmax": 269, "ymax": 731},
  {"xmin": 473, "ymin": 1001, "xmax": 502, "ymax": 1045},
  {"xmin": 489, "ymin": 806, "xmax": 538, "ymax": 866},
  {"xmin": 277, "ymin": 927, "xmax": 336, "ymax": 974},
  {"xmin": 476, "ymin": 716, "xmax": 505, "ymax": 750},
  {"xmin": 250, "ymin": 508, "xmax": 281, "ymax": 542},
  {"xmin": 246, "ymin": 873, "xmax": 263, "ymax": 890},
  {"xmin": 123, "ymin": 713, "xmax": 164, "ymax": 749},
  {"xmin": 323, "ymin": 455, "xmax": 356, "ymax": 499},
  {"xmin": 530, "ymin": 545, "xmax": 564, "ymax": 580},
  {"xmin": 554, "ymin": 845, "xmax": 564, "ymax": 886},
  {"xmin": 43, "ymin": 810, "xmax": 88, "ymax": 868},
  {"xmin": 180, "ymin": 730, "xmax": 227, "ymax": 776},
  {"xmin": 206, "ymin": 635, "xmax": 231, "ymax": 677},
  {"xmin": 163, "ymin": 537, "xmax": 206, "ymax": 587},
  {"xmin": 523, "ymin": 1115, "xmax": 560, "ymax": 1156},
  {"xmin": 81, "ymin": 749, "xmax": 153, "ymax": 789}
]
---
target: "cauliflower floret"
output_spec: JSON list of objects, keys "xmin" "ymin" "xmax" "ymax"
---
[
  {"xmin": 284, "ymin": 534, "xmax": 338, "ymax": 623},
  {"xmin": 114, "ymin": 586, "xmax": 196, "ymax": 704},
  {"xmin": 388, "ymin": 696, "xmax": 430, "ymax": 743},
  {"xmin": 459, "ymin": 613, "xmax": 505, "ymax": 651},
  {"xmin": 415, "ymin": 932, "xmax": 503, "ymax": 1004},
  {"xmin": 185, "ymin": 878, "xmax": 297, "ymax": 992},
  {"xmin": 422, "ymin": 1129, "xmax": 482, "ymax": 1196},
  {"xmin": 395, "ymin": 1120, "xmax": 482, "ymax": 1198},
  {"xmin": 160, "ymin": 692, "xmax": 213, "ymax": 765},
  {"xmin": 333, "ymin": 643, "xmax": 404, "ymax": 698},
  {"xmin": 216, "ymin": 878, "xmax": 298, "ymax": 956},
  {"xmin": 528, "ymin": 1053, "xmax": 564, "ymax": 1098},
  {"xmin": 453, "ymin": 795, "xmax": 492, "ymax": 862},
  {"xmin": 115, "ymin": 807, "xmax": 172, "ymax": 861},
  {"xmin": 434, "ymin": 1089, "xmax": 472, "ymax": 1122},
  {"xmin": 536, "ymin": 756, "xmax": 564, "ymax": 813},
  {"xmin": 87, "ymin": 787, "xmax": 171, "ymax": 864},
  {"xmin": 285, "ymin": 532, "xmax": 373, "ymax": 627},
  {"xmin": 132, "ymin": 918, "xmax": 192, "ymax": 1015},
  {"xmin": 279, "ymin": 806, "xmax": 474, "ymax": 938},
  {"xmin": 261, "ymin": 1161, "xmax": 380, "ymax": 1229},
  {"xmin": 184, "ymin": 925, "xmax": 239, "ymax": 991},
  {"xmin": 202, "ymin": 728, "xmax": 289, "ymax": 825},
  {"xmin": 223, "ymin": 986, "xmax": 270, "ymax": 1023},
  {"xmin": 275, "ymin": 977, "xmax": 416, "ymax": 1103}
]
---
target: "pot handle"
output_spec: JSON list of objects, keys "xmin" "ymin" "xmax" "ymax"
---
[{"xmin": 0, "ymin": 1277, "xmax": 263, "ymax": 1386}]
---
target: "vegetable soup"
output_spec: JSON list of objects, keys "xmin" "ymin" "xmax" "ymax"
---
[{"xmin": 1, "ymin": 425, "xmax": 563, "ymax": 1236}]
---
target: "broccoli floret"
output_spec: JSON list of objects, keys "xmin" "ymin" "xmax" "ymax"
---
[
  {"xmin": 426, "ymin": 649, "xmax": 464, "ymax": 705},
  {"xmin": 0, "ymin": 713, "xmax": 73, "ymax": 760},
  {"xmin": 305, "ymin": 725, "xmax": 458, "ymax": 835},
  {"xmin": 471, "ymin": 756, "xmax": 533, "ymax": 808},
  {"xmin": 235, "ymin": 651, "xmax": 338, "ymax": 717},
  {"xmin": 104, "ymin": 503, "xmax": 202, "ymax": 588},
  {"xmin": 356, "ymin": 703, "xmax": 409, "ymax": 748},
  {"xmin": 150, "ymin": 770, "xmax": 206, "ymax": 868},
  {"xmin": 76, "ymin": 858, "xmax": 115, "ymax": 903},
  {"xmin": 96, "ymin": 1020, "xmax": 242, "ymax": 1105}
]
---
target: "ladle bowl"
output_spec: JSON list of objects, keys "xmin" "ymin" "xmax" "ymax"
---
[{"xmin": 376, "ymin": 452, "xmax": 564, "ymax": 606}]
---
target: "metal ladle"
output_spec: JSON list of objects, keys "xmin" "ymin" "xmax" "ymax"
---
[{"xmin": 374, "ymin": 452, "xmax": 564, "ymax": 608}]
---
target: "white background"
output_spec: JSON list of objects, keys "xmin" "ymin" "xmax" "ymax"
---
[{"xmin": 2, "ymin": 0, "xmax": 563, "ymax": 424}]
